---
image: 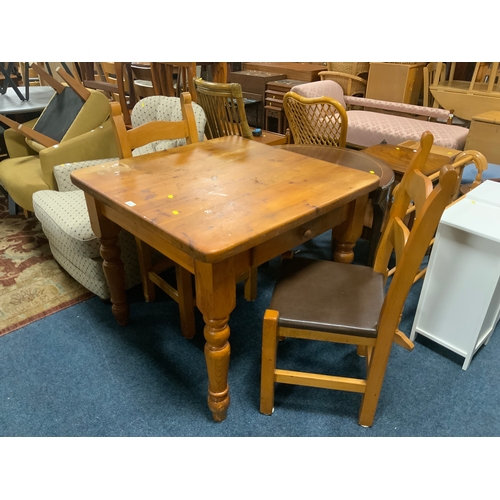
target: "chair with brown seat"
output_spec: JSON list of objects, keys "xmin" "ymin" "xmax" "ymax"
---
[
  {"xmin": 282, "ymin": 91, "xmax": 348, "ymax": 147},
  {"xmin": 193, "ymin": 77, "xmax": 254, "ymax": 140},
  {"xmin": 110, "ymin": 92, "xmax": 202, "ymax": 338},
  {"xmin": 260, "ymin": 131, "xmax": 458, "ymax": 427}
]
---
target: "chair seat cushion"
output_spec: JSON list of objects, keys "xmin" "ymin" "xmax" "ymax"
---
[
  {"xmin": 269, "ymin": 257, "xmax": 385, "ymax": 338},
  {"xmin": 346, "ymin": 110, "xmax": 469, "ymax": 150}
]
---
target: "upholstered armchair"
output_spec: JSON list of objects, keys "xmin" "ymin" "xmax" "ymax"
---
[
  {"xmin": 32, "ymin": 95, "xmax": 207, "ymax": 299},
  {"xmin": 0, "ymin": 89, "xmax": 118, "ymax": 212},
  {"xmin": 291, "ymin": 80, "xmax": 469, "ymax": 151}
]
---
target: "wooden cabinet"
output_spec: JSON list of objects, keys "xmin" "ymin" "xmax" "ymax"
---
[
  {"xmin": 242, "ymin": 63, "xmax": 326, "ymax": 82},
  {"xmin": 366, "ymin": 62, "xmax": 425, "ymax": 104},
  {"xmin": 229, "ymin": 70, "xmax": 286, "ymax": 128},
  {"xmin": 465, "ymin": 110, "xmax": 500, "ymax": 164},
  {"xmin": 264, "ymin": 79, "xmax": 306, "ymax": 133}
]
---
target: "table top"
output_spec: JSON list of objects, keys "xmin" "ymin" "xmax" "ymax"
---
[
  {"xmin": 362, "ymin": 143, "xmax": 452, "ymax": 177},
  {"xmin": 71, "ymin": 136, "xmax": 379, "ymax": 263},
  {"xmin": 0, "ymin": 86, "xmax": 54, "ymax": 115},
  {"xmin": 275, "ymin": 144, "xmax": 394, "ymax": 189}
]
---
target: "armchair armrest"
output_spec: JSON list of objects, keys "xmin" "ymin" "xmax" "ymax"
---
[
  {"xmin": 54, "ymin": 158, "xmax": 119, "ymax": 191},
  {"xmin": 344, "ymin": 96, "xmax": 453, "ymax": 122},
  {"xmin": 39, "ymin": 118, "xmax": 120, "ymax": 190}
]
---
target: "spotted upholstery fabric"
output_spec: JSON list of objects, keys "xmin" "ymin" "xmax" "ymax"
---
[
  {"xmin": 291, "ymin": 80, "xmax": 469, "ymax": 150},
  {"xmin": 130, "ymin": 96, "xmax": 206, "ymax": 156},
  {"xmin": 32, "ymin": 97, "xmax": 207, "ymax": 299}
]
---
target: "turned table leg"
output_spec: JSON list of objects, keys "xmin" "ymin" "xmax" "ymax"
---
[
  {"xmin": 332, "ymin": 194, "xmax": 369, "ymax": 264},
  {"xmin": 84, "ymin": 193, "xmax": 130, "ymax": 325},
  {"xmin": 195, "ymin": 259, "xmax": 236, "ymax": 422}
]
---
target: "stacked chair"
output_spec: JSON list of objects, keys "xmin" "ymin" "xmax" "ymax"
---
[{"xmin": 0, "ymin": 64, "xmax": 118, "ymax": 214}]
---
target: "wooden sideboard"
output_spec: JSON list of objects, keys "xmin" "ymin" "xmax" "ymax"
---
[{"xmin": 242, "ymin": 63, "xmax": 326, "ymax": 82}]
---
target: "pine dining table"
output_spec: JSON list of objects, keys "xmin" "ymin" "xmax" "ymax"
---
[{"xmin": 71, "ymin": 136, "xmax": 379, "ymax": 422}]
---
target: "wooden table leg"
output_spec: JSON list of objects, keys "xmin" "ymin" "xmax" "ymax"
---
[
  {"xmin": 332, "ymin": 194, "xmax": 369, "ymax": 263},
  {"xmin": 194, "ymin": 259, "xmax": 236, "ymax": 422},
  {"xmin": 84, "ymin": 194, "xmax": 130, "ymax": 325}
]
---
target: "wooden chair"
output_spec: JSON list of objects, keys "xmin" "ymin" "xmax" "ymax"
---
[
  {"xmin": 319, "ymin": 70, "xmax": 368, "ymax": 97},
  {"xmin": 110, "ymin": 93, "xmax": 200, "ymax": 338},
  {"xmin": 151, "ymin": 63, "xmax": 198, "ymax": 101},
  {"xmin": 0, "ymin": 63, "xmax": 96, "ymax": 149},
  {"xmin": 423, "ymin": 62, "xmax": 446, "ymax": 107},
  {"xmin": 130, "ymin": 63, "xmax": 155, "ymax": 100},
  {"xmin": 260, "ymin": 132, "xmax": 458, "ymax": 427},
  {"xmin": 193, "ymin": 78, "xmax": 254, "ymax": 140},
  {"xmin": 282, "ymin": 91, "xmax": 348, "ymax": 147},
  {"xmin": 80, "ymin": 62, "xmax": 135, "ymax": 128}
]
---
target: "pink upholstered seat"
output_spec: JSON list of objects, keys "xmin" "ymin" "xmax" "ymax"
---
[{"xmin": 291, "ymin": 81, "xmax": 469, "ymax": 150}]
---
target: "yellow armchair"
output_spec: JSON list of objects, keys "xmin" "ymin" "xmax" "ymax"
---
[{"xmin": 0, "ymin": 90, "xmax": 119, "ymax": 213}]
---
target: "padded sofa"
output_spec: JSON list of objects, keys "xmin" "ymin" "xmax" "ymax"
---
[
  {"xmin": 32, "ymin": 96, "xmax": 207, "ymax": 299},
  {"xmin": 290, "ymin": 80, "xmax": 469, "ymax": 150}
]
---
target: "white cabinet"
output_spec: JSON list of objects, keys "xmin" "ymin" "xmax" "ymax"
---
[{"xmin": 410, "ymin": 181, "xmax": 500, "ymax": 370}]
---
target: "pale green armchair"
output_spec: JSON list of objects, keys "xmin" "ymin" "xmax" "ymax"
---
[{"xmin": 0, "ymin": 89, "xmax": 119, "ymax": 213}]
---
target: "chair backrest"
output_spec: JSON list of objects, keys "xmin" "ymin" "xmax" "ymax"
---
[
  {"xmin": 193, "ymin": 78, "xmax": 254, "ymax": 140},
  {"xmin": 373, "ymin": 131, "xmax": 436, "ymax": 278},
  {"xmin": 150, "ymin": 63, "xmax": 198, "ymax": 101},
  {"xmin": 319, "ymin": 71, "xmax": 367, "ymax": 97},
  {"xmin": 130, "ymin": 63, "xmax": 155, "ymax": 100},
  {"xmin": 111, "ymin": 92, "xmax": 201, "ymax": 158},
  {"xmin": 375, "ymin": 163, "xmax": 458, "ymax": 350},
  {"xmin": 282, "ymin": 91, "xmax": 348, "ymax": 147},
  {"xmin": 291, "ymin": 80, "xmax": 347, "ymax": 109},
  {"xmin": 423, "ymin": 62, "xmax": 446, "ymax": 107}
]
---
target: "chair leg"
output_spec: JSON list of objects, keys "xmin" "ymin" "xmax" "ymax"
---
[
  {"xmin": 260, "ymin": 309, "xmax": 280, "ymax": 415},
  {"xmin": 135, "ymin": 237, "xmax": 156, "ymax": 302},
  {"xmin": 175, "ymin": 265, "xmax": 196, "ymax": 339},
  {"xmin": 358, "ymin": 340, "xmax": 392, "ymax": 427}
]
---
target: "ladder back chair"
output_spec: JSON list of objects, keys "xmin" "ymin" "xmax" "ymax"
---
[
  {"xmin": 260, "ymin": 131, "xmax": 458, "ymax": 427},
  {"xmin": 110, "ymin": 93, "xmax": 201, "ymax": 338},
  {"xmin": 193, "ymin": 78, "xmax": 254, "ymax": 140},
  {"xmin": 282, "ymin": 91, "xmax": 348, "ymax": 147}
]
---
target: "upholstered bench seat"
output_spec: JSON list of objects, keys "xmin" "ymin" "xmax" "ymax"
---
[
  {"xmin": 290, "ymin": 80, "xmax": 470, "ymax": 151},
  {"xmin": 346, "ymin": 110, "xmax": 469, "ymax": 150}
]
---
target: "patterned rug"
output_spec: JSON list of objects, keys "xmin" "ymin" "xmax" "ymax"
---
[{"xmin": 0, "ymin": 192, "xmax": 93, "ymax": 336}]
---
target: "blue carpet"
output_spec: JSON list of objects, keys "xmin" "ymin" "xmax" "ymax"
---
[{"xmin": 1, "ymin": 232, "xmax": 499, "ymax": 438}]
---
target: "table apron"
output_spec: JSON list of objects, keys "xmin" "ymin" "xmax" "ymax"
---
[
  {"xmin": 251, "ymin": 205, "xmax": 349, "ymax": 267},
  {"xmin": 100, "ymin": 202, "xmax": 196, "ymax": 274},
  {"xmin": 99, "ymin": 199, "xmax": 349, "ymax": 279}
]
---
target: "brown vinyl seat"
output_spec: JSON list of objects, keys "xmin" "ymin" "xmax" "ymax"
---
[
  {"xmin": 282, "ymin": 91, "xmax": 348, "ymax": 147},
  {"xmin": 260, "ymin": 131, "xmax": 459, "ymax": 427},
  {"xmin": 110, "ymin": 92, "xmax": 201, "ymax": 339},
  {"xmin": 193, "ymin": 78, "xmax": 254, "ymax": 140}
]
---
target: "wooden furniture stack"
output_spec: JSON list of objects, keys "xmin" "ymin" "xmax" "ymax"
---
[
  {"xmin": 242, "ymin": 63, "xmax": 326, "ymax": 82},
  {"xmin": 264, "ymin": 79, "xmax": 306, "ymax": 134},
  {"xmin": 229, "ymin": 70, "xmax": 286, "ymax": 128}
]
